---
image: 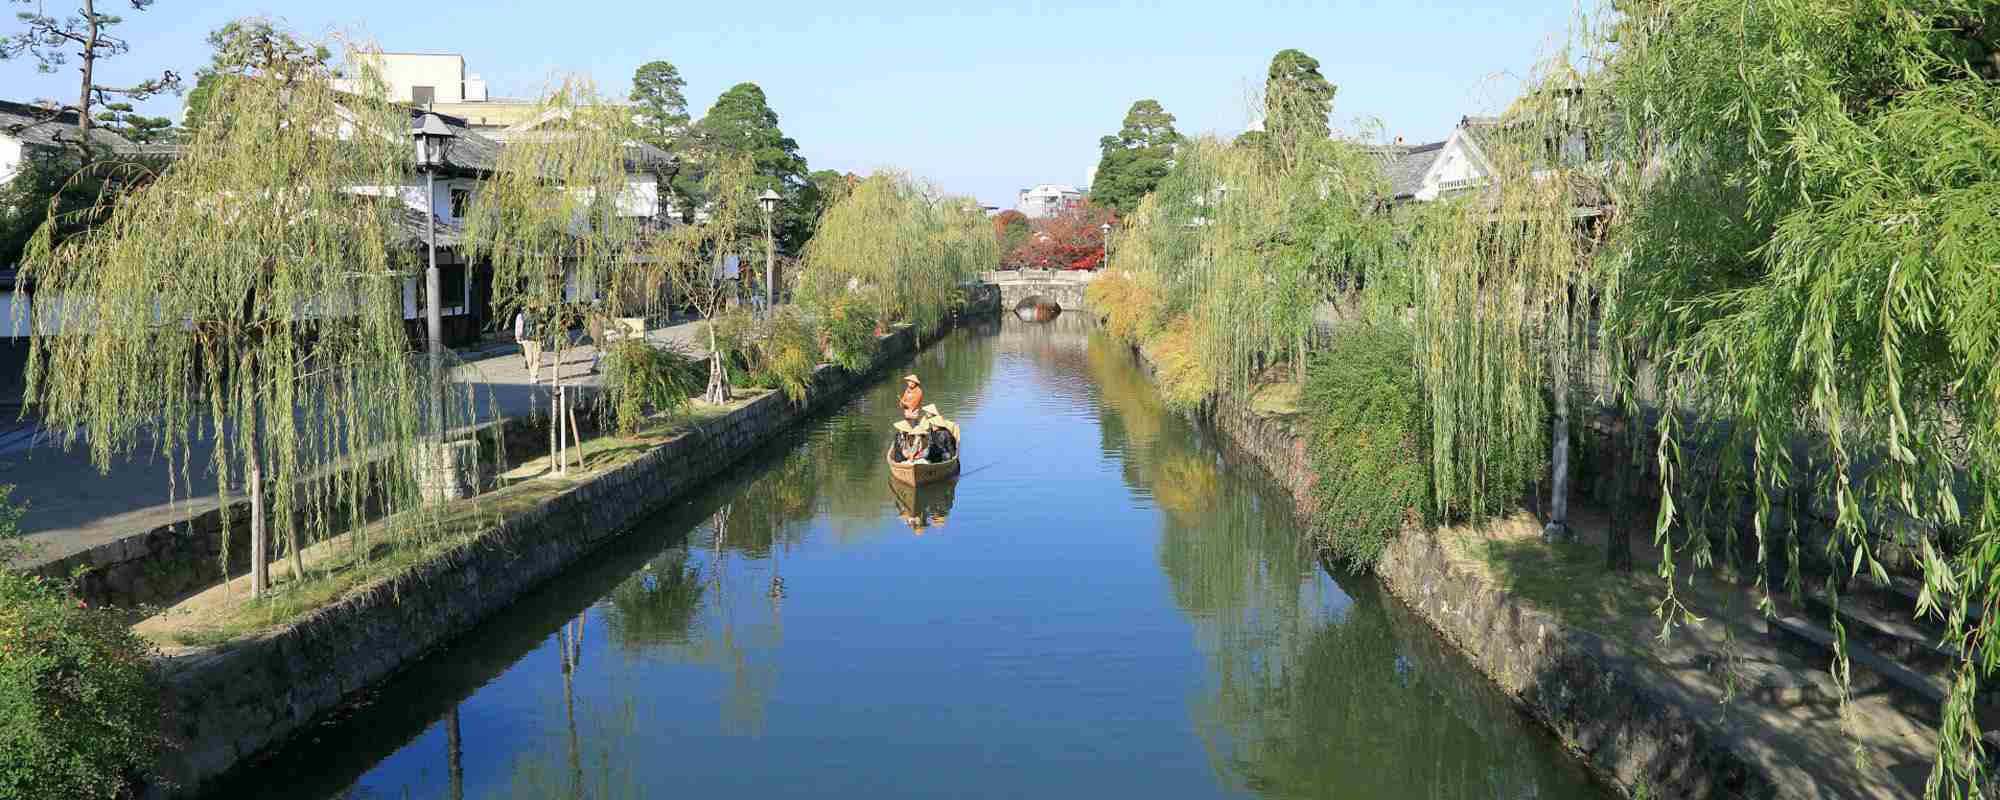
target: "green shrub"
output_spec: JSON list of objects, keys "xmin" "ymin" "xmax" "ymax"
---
[
  {"xmin": 1303, "ymin": 325, "xmax": 1431, "ymax": 569},
  {"xmin": 600, "ymin": 340, "xmax": 704, "ymax": 435},
  {"xmin": 817, "ymin": 293, "xmax": 879, "ymax": 373},
  {"xmin": 760, "ymin": 310, "xmax": 820, "ymax": 405},
  {"xmin": 0, "ymin": 486, "xmax": 163, "ymax": 799},
  {"xmin": 705, "ymin": 309, "xmax": 758, "ymax": 383}
]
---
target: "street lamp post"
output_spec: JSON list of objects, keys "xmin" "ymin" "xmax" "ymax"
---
[
  {"xmin": 412, "ymin": 113, "xmax": 456, "ymax": 440},
  {"xmin": 1099, "ymin": 222, "xmax": 1111, "ymax": 269},
  {"xmin": 758, "ymin": 189, "xmax": 782, "ymax": 311}
]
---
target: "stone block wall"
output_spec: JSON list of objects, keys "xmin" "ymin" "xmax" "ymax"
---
[{"xmin": 1124, "ymin": 342, "xmax": 1778, "ymax": 799}]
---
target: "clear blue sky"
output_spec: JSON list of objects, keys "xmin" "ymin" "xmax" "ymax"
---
[{"xmin": 7, "ymin": 0, "xmax": 1582, "ymax": 208}]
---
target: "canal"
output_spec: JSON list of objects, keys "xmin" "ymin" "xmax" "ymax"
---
[{"xmin": 212, "ymin": 315, "xmax": 1604, "ymax": 800}]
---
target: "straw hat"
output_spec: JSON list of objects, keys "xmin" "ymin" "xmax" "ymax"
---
[
  {"xmin": 921, "ymin": 404, "xmax": 940, "ymax": 416},
  {"xmin": 903, "ymin": 374, "xmax": 921, "ymax": 385},
  {"xmin": 894, "ymin": 420, "xmax": 931, "ymax": 435}
]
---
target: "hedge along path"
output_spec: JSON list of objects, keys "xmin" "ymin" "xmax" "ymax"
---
[{"xmin": 17, "ymin": 27, "xmax": 479, "ymax": 600}]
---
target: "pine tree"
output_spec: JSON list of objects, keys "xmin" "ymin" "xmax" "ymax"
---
[{"xmin": 1089, "ymin": 99, "xmax": 1181, "ymax": 214}]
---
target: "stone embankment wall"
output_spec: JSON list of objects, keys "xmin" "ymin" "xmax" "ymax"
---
[
  {"xmin": 151, "ymin": 289, "xmax": 998, "ymax": 799},
  {"xmin": 1159, "ymin": 354, "xmax": 1778, "ymax": 800}
]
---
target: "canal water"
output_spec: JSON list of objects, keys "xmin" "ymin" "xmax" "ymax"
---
[{"xmin": 215, "ymin": 315, "xmax": 1604, "ymax": 800}]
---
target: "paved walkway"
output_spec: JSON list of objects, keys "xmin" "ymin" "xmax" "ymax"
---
[{"xmin": 4, "ymin": 318, "xmax": 710, "ymax": 568}]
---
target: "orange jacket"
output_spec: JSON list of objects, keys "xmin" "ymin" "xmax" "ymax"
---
[{"xmin": 900, "ymin": 385, "xmax": 924, "ymax": 416}]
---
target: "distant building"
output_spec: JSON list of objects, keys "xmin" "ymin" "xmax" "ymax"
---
[
  {"xmin": 337, "ymin": 52, "xmax": 550, "ymax": 130},
  {"xmin": 1015, "ymin": 183, "xmax": 1083, "ymax": 219}
]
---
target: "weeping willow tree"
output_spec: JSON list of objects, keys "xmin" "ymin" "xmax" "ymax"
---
[
  {"xmin": 17, "ymin": 26, "xmax": 472, "ymax": 596},
  {"xmin": 1403, "ymin": 55, "xmax": 1614, "ymax": 532},
  {"xmin": 461, "ymin": 76, "xmax": 655, "ymax": 467},
  {"xmin": 1602, "ymin": 0, "xmax": 2000, "ymax": 790},
  {"xmin": 792, "ymin": 170, "xmax": 995, "ymax": 345},
  {"xmin": 651, "ymin": 154, "xmax": 759, "ymax": 405},
  {"xmin": 1193, "ymin": 133, "xmax": 1391, "ymax": 390}
]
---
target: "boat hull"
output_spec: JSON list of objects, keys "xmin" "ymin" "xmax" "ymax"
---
[{"xmin": 887, "ymin": 449, "xmax": 960, "ymax": 486}]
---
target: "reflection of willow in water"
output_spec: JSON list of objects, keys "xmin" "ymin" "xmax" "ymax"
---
[
  {"xmin": 598, "ymin": 501, "xmax": 784, "ymax": 739},
  {"xmin": 1084, "ymin": 333, "xmax": 1173, "ymax": 486},
  {"xmin": 477, "ymin": 613, "xmax": 648, "ymax": 800},
  {"xmin": 1114, "ymin": 334, "xmax": 1589, "ymax": 798},
  {"xmin": 1189, "ymin": 583, "xmax": 1593, "ymax": 799}
]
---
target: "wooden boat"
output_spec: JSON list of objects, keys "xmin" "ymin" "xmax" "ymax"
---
[
  {"xmin": 887, "ymin": 448, "xmax": 960, "ymax": 486},
  {"xmin": 887, "ymin": 414, "xmax": 962, "ymax": 486}
]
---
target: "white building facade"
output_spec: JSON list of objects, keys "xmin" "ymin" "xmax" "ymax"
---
[{"xmin": 1015, "ymin": 184, "xmax": 1083, "ymax": 219}]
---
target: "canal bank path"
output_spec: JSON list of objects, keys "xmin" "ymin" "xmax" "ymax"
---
[{"xmin": 4, "ymin": 317, "xmax": 711, "ymax": 572}]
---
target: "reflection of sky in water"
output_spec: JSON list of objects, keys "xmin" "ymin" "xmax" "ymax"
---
[{"xmin": 213, "ymin": 316, "xmax": 1604, "ymax": 800}]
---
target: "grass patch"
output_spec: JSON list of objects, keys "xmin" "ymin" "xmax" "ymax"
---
[{"xmin": 139, "ymin": 391, "xmax": 767, "ymax": 649}]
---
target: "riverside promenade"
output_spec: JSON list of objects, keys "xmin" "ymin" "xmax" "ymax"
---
[{"xmin": 4, "ymin": 320, "xmax": 708, "ymax": 574}]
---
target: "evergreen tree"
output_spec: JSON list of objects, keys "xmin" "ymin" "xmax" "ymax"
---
[
  {"xmin": 1089, "ymin": 99, "xmax": 1181, "ymax": 214},
  {"xmin": 92, "ymin": 101, "xmax": 171, "ymax": 142},
  {"xmin": 0, "ymin": 0, "xmax": 178, "ymax": 139},
  {"xmin": 629, "ymin": 60, "xmax": 690, "ymax": 145},
  {"xmin": 1263, "ymin": 49, "xmax": 1334, "ymax": 167},
  {"xmin": 689, "ymin": 82, "xmax": 811, "ymax": 249}
]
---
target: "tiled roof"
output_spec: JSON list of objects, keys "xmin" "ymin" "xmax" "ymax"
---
[
  {"xmin": 1367, "ymin": 140, "xmax": 1446, "ymax": 200},
  {"xmin": 0, "ymin": 99, "xmax": 142, "ymax": 153}
]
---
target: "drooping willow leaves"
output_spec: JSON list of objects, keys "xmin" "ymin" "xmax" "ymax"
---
[
  {"xmin": 18, "ymin": 32, "xmax": 476, "ymax": 595},
  {"xmin": 793, "ymin": 171, "xmax": 995, "ymax": 344},
  {"xmin": 461, "ymin": 76, "xmax": 661, "ymax": 457},
  {"xmin": 1601, "ymin": 0, "xmax": 2000, "ymax": 791}
]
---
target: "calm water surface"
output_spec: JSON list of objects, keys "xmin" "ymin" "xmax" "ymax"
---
[{"xmin": 216, "ymin": 315, "xmax": 1604, "ymax": 800}]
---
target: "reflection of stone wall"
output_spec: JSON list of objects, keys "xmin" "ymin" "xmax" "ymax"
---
[
  {"xmin": 1122, "ymin": 341, "xmax": 1777, "ymax": 800},
  {"xmin": 151, "ymin": 309, "xmax": 989, "ymax": 799}
]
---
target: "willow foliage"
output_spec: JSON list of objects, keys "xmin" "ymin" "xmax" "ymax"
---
[
  {"xmin": 462, "ymin": 76, "xmax": 652, "ymax": 360},
  {"xmin": 793, "ymin": 171, "xmax": 993, "ymax": 340},
  {"xmin": 1603, "ymin": 0, "xmax": 2000, "ymax": 789},
  {"xmin": 651, "ymin": 154, "xmax": 760, "ymax": 405},
  {"xmin": 1098, "ymin": 130, "xmax": 1391, "ymax": 402},
  {"xmin": 18, "ymin": 33, "xmax": 468, "ymax": 594},
  {"xmin": 1404, "ymin": 56, "xmax": 1611, "ymax": 525}
]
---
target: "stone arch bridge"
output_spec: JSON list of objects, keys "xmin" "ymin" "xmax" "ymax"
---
[{"xmin": 978, "ymin": 270, "xmax": 1097, "ymax": 314}]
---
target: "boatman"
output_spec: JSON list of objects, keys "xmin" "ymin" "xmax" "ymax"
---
[{"xmin": 900, "ymin": 374, "xmax": 924, "ymax": 422}]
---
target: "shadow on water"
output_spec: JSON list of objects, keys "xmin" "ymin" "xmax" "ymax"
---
[{"xmin": 207, "ymin": 316, "xmax": 1605, "ymax": 800}]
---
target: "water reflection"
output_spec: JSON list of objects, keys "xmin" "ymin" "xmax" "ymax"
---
[
  {"xmin": 1083, "ymin": 331, "xmax": 1595, "ymax": 800},
  {"xmin": 215, "ymin": 317, "xmax": 1601, "ymax": 800},
  {"xmin": 888, "ymin": 479, "xmax": 958, "ymax": 535}
]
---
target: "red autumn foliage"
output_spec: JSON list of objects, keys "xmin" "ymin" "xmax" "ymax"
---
[
  {"xmin": 992, "ymin": 210, "xmax": 1032, "ymax": 267},
  {"xmin": 1009, "ymin": 202, "xmax": 1116, "ymax": 270}
]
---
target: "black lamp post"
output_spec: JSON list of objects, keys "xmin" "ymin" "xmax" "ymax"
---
[
  {"xmin": 758, "ymin": 189, "xmax": 782, "ymax": 310},
  {"xmin": 412, "ymin": 113, "xmax": 456, "ymax": 436}
]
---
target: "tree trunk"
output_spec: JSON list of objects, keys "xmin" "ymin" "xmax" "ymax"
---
[
  {"xmin": 249, "ymin": 447, "xmax": 270, "ymax": 596},
  {"xmin": 1607, "ymin": 356, "xmax": 1641, "ymax": 571},
  {"xmin": 1607, "ymin": 413, "xmax": 1637, "ymax": 571},
  {"xmin": 705, "ymin": 323, "xmax": 731, "ymax": 405},
  {"xmin": 74, "ymin": 0, "xmax": 97, "ymax": 133},
  {"xmin": 1542, "ymin": 335, "xmax": 1573, "ymax": 544}
]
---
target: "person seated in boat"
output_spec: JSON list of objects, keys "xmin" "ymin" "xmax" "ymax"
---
[
  {"xmin": 892, "ymin": 420, "xmax": 931, "ymax": 464},
  {"xmin": 920, "ymin": 404, "xmax": 957, "ymax": 461},
  {"xmin": 899, "ymin": 374, "xmax": 924, "ymax": 422}
]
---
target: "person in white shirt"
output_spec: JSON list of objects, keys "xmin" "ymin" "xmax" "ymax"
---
[{"xmin": 514, "ymin": 310, "xmax": 541, "ymax": 382}]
